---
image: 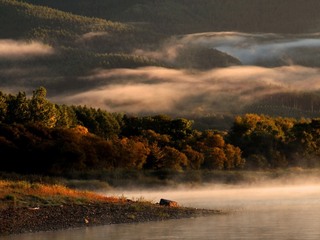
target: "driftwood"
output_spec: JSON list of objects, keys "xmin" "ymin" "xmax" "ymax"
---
[{"xmin": 159, "ymin": 198, "xmax": 178, "ymax": 207}]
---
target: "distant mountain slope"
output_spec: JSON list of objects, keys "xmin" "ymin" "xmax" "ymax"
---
[
  {"xmin": 0, "ymin": 0, "xmax": 166, "ymax": 94},
  {"xmin": 0, "ymin": 0, "xmax": 242, "ymax": 74},
  {"xmin": 21, "ymin": 0, "xmax": 320, "ymax": 34},
  {"xmin": 0, "ymin": 0, "xmax": 130, "ymax": 42},
  {"xmin": 243, "ymin": 92, "xmax": 320, "ymax": 119},
  {"xmin": 0, "ymin": 0, "xmax": 170, "ymax": 59}
]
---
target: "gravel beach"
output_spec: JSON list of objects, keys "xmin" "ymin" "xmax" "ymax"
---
[{"xmin": 0, "ymin": 201, "xmax": 222, "ymax": 236}]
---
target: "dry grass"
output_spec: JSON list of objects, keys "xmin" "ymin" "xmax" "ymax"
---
[{"xmin": 0, "ymin": 180, "xmax": 123, "ymax": 209}]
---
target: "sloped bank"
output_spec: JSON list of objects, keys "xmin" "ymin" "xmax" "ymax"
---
[{"xmin": 0, "ymin": 180, "xmax": 222, "ymax": 236}]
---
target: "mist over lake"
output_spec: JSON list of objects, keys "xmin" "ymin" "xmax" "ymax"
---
[{"xmin": 5, "ymin": 182, "xmax": 320, "ymax": 240}]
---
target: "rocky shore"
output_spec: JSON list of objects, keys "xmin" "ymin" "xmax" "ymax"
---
[{"xmin": 0, "ymin": 201, "xmax": 222, "ymax": 236}]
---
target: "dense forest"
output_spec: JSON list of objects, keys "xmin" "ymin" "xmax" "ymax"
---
[{"xmin": 1, "ymin": 87, "xmax": 320, "ymax": 178}]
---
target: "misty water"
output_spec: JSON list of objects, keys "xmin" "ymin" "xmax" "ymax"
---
[{"xmin": 3, "ymin": 183, "xmax": 320, "ymax": 240}]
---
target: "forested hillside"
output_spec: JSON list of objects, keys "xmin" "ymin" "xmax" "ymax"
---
[
  {"xmin": 0, "ymin": 0, "xmax": 165, "ymax": 55},
  {"xmin": 21, "ymin": 0, "xmax": 320, "ymax": 34},
  {"xmin": 0, "ymin": 0, "xmax": 132, "ymax": 45}
]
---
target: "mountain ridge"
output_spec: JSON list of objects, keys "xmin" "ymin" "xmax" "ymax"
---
[{"xmin": 19, "ymin": 0, "xmax": 320, "ymax": 34}]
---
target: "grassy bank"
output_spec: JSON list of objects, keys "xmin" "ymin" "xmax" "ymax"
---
[
  {"xmin": 0, "ymin": 180, "xmax": 222, "ymax": 236},
  {"xmin": 0, "ymin": 180, "xmax": 121, "ymax": 209}
]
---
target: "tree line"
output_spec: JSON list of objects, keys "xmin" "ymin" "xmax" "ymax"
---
[{"xmin": 0, "ymin": 87, "xmax": 320, "ymax": 176}]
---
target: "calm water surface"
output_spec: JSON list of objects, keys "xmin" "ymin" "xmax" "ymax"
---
[{"xmin": 2, "ymin": 184, "xmax": 320, "ymax": 240}]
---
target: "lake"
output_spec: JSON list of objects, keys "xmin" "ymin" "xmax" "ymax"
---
[{"xmin": 2, "ymin": 183, "xmax": 320, "ymax": 240}]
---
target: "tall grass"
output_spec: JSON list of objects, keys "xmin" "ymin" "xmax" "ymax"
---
[{"xmin": 0, "ymin": 180, "xmax": 122, "ymax": 208}]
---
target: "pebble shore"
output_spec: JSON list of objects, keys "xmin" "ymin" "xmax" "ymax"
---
[{"xmin": 0, "ymin": 201, "xmax": 222, "ymax": 235}]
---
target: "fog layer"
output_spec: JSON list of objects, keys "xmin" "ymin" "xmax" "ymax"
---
[
  {"xmin": 2, "ymin": 33, "xmax": 320, "ymax": 115},
  {"xmin": 52, "ymin": 65, "xmax": 320, "ymax": 115},
  {"xmin": 0, "ymin": 40, "xmax": 54, "ymax": 59},
  {"xmin": 169, "ymin": 32, "xmax": 320, "ymax": 66}
]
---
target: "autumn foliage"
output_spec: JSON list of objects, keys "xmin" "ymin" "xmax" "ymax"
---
[{"xmin": 1, "ymin": 88, "xmax": 320, "ymax": 177}]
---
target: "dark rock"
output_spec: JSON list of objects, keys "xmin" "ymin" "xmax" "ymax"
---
[{"xmin": 159, "ymin": 199, "xmax": 178, "ymax": 207}]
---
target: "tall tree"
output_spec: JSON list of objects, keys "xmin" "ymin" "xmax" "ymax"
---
[
  {"xmin": 29, "ymin": 87, "xmax": 58, "ymax": 128},
  {"xmin": 72, "ymin": 105, "xmax": 121, "ymax": 139},
  {"xmin": 55, "ymin": 104, "xmax": 77, "ymax": 128},
  {"xmin": 0, "ymin": 92, "xmax": 7, "ymax": 123},
  {"xmin": 6, "ymin": 91, "xmax": 30, "ymax": 124}
]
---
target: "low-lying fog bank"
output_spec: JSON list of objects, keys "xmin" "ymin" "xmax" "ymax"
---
[
  {"xmin": 94, "ymin": 169, "xmax": 320, "ymax": 212},
  {"xmin": 2, "ymin": 32, "xmax": 320, "ymax": 116},
  {"xmin": 107, "ymin": 182, "xmax": 320, "ymax": 212}
]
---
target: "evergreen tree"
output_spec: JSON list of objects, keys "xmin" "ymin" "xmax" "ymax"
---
[
  {"xmin": 29, "ymin": 87, "xmax": 58, "ymax": 128},
  {"xmin": 6, "ymin": 91, "xmax": 30, "ymax": 124}
]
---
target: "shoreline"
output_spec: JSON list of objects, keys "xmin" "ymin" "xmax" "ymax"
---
[{"xmin": 0, "ymin": 201, "xmax": 222, "ymax": 236}]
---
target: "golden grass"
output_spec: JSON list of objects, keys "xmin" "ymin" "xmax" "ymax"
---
[{"xmin": 0, "ymin": 180, "xmax": 122, "ymax": 208}]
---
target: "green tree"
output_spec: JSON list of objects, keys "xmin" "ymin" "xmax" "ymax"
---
[
  {"xmin": 55, "ymin": 104, "xmax": 77, "ymax": 128},
  {"xmin": 122, "ymin": 115, "xmax": 193, "ymax": 141},
  {"xmin": 73, "ymin": 105, "xmax": 121, "ymax": 139},
  {"xmin": 0, "ymin": 92, "xmax": 7, "ymax": 123},
  {"xmin": 170, "ymin": 118, "xmax": 194, "ymax": 139},
  {"xmin": 29, "ymin": 87, "xmax": 58, "ymax": 128},
  {"xmin": 288, "ymin": 119, "xmax": 320, "ymax": 167},
  {"xmin": 6, "ymin": 91, "xmax": 30, "ymax": 124},
  {"xmin": 227, "ymin": 114, "xmax": 292, "ymax": 169}
]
